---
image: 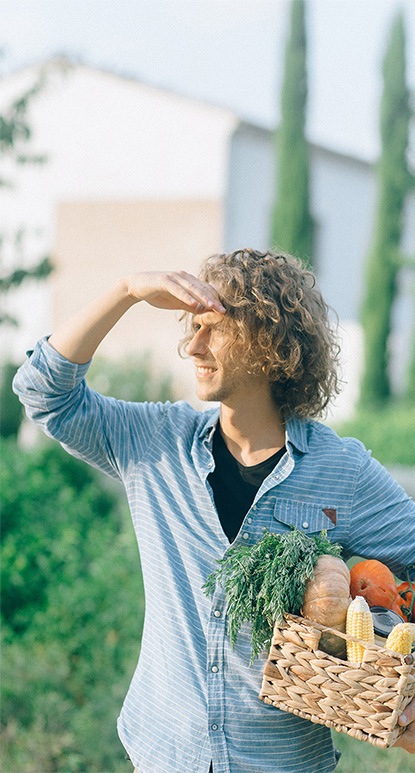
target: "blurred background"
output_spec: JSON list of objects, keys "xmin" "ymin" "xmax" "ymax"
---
[{"xmin": 1, "ymin": 1, "xmax": 414, "ymax": 771}]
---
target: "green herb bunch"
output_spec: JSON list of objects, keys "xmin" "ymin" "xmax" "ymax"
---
[{"xmin": 203, "ymin": 527, "xmax": 342, "ymax": 663}]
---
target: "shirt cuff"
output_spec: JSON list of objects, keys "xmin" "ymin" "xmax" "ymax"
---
[{"xmin": 26, "ymin": 336, "xmax": 92, "ymax": 391}]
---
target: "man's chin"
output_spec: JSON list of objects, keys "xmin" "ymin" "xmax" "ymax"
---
[
  {"xmin": 196, "ymin": 387, "xmax": 214, "ymax": 402},
  {"xmin": 196, "ymin": 382, "xmax": 219, "ymax": 402},
  {"xmin": 196, "ymin": 384, "xmax": 229, "ymax": 404}
]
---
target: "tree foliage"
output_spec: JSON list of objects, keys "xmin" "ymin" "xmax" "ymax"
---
[
  {"xmin": 0, "ymin": 72, "xmax": 48, "ymax": 184},
  {"xmin": 0, "ymin": 361, "xmax": 24, "ymax": 437},
  {"xmin": 0, "ymin": 68, "xmax": 53, "ymax": 327},
  {"xmin": 87, "ymin": 351, "xmax": 174, "ymax": 405},
  {"xmin": 334, "ymin": 400, "xmax": 415, "ymax": 468},
  {"xmin": 360, "ymin": 13, "xmax": 413, "ymax": 405},
  {"xmin": 405, "ymin": 301, "xmax": 415, "ymax": 401},
  {"xmin": 270, "ymin": 0, "xmax": 314, "ymax": 268},
  {"xmin": 1, "ymin": 440, "xmax": 143, "ymax": 772}
]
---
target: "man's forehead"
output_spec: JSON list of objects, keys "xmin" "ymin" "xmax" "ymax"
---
[{"xmin": 193, "ymin": 309, "xmax": 225, "ymax": 327}]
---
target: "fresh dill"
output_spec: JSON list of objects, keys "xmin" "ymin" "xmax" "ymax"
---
[{"xmin": 203, "ymin": 527, "xmax": 342, "ymax": 663}]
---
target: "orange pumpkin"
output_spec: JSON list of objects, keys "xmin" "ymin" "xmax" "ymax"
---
[
  {"xmin": 349, "ymin": 559, "xmax": 398, "ymax": 609},
  {"xmin": 302, "ymin": 554, "xmax": 351, "ymax": 658}
]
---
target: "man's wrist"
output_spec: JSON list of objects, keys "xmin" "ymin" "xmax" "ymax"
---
[{"xmin": 122, "ymin": 274, "xmax": 143, "ymax": 304}]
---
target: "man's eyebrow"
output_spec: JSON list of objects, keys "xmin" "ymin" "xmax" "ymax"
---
[{"xmin": 193, "ymin": 313, "xmax": 225, "ymax": 328}]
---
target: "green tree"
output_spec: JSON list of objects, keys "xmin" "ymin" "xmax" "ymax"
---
[
  {"xmin": 270, "ymin": 0, "xmax": 314, "ymax": 268},
  {"xmin": 405, "ymin": 288, "xmax": 415, "ymax": 401},
  {"xmin": 0, "ymin": 69, "xmax": 53, "ymax": 326},
  {"xmin": 0, "ymin": 69, "xmax": 53, "ymax": 436},
  {"xmin": 359, "ymin": 13, "xmax": 413, "ymax": 405}
]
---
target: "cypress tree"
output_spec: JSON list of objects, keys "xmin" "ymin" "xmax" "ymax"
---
[
  {"xmin": 271, "ymin": 0, "xmax": 314, "ymax": 268},
  {"xmin": 405, "ymin": 313, "xmax": 415, "ymax": 401},
  {"xmin": 360, "ymin": 13, "xmax": 412, "ymax": 405}
]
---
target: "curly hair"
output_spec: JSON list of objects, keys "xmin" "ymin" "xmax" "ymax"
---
[{"xmin": 179, "ymin": 248, "xmax": 342, "ymax": 418}]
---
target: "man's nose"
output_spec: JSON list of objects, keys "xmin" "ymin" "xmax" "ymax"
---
[{"xmin": 186, "ymin": 329, "xmax": 208, "ymax": 356}]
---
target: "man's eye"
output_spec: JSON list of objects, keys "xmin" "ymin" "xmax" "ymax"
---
[{"xmin": 192, "ymin": 324, "xmax": 201, "ymax": 333}]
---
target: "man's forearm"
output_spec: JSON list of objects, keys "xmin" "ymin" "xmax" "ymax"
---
[{"xmin": 48, "ymin": 278, "xmax": 137, "ymax": 364}]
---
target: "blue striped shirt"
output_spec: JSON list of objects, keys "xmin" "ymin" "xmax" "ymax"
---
[{"xmin": 13, "ymin": 338, "xmax": 415, "ymax": 773}]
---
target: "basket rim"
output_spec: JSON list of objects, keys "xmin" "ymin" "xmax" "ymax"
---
[{"xmin": 280, "ymin": 612, "xmax": 414, "ymax": 666}]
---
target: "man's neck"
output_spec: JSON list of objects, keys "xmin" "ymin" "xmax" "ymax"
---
[{"xmin": 218, "ymin": 391, "xmax": 285, "ymax": 467}]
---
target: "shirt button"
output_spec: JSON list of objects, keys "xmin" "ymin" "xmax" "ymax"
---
[
  {"xmin": 242, "ymin": 533, "xmax": 249, "ymax": 540},
  {"xmin": 207, "ymin": 461, "xmax": 213, "ymax": 469},
  {"xmin": 247, "ymin": 518, "xmax": 252, "ymax": 524},
  {"xmin": 252, "ymin": 505, "xmax": 257, "ymax": 511},
  {"xmin": 302, "ymin": 521, "xmax": 309, "ymax": 529},
  {"xmin": 211, "ymin": 665, "xmax": 219, "ymax": 673},
  {"xmin": 211, "ymin": 724, "xmax": 218, "ymax": 731},
  {"xmin": 213, "ymin": 610, "xmax": 221, "ymax": 617}
]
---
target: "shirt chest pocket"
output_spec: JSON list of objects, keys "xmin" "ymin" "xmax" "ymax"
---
[{"xmin": 270, "ymin": 498, "xmax": 336, "ymax": 537}]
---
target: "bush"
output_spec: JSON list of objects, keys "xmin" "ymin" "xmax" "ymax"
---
[
  {"xmin": 87, "ymin": 351, "xmax": 174, "ymax": 403},
  {"xmin": 1, "ymin": 441, "xmax": 144, "ymax": 772},
  {"xmin": 332, "ymin": 400, "xmax": 415, "ymax": 467},
  {"xmin": 0, "ymin": 361, "xmax": 24, "ymax": 438}
]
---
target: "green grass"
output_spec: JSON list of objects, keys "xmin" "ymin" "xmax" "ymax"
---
[{"xmin": 333, "ymin": 730, "xmax": 415, "ymax": 772}]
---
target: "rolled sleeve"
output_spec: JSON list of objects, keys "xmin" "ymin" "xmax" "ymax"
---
[
  {"xmin": 24, "ymin": 337, "xmax": 92, "ymax": 392},
  {"xmin": 13, "ymin": 337, "xmax": 168, "ymax": 481}
]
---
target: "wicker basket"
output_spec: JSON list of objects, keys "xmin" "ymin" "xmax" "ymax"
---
[{"xmin": 259, "ymin": 613, "xmax": 415, "ymax": 748}]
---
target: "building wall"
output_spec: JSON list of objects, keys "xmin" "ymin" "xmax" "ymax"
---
[
  {"xmin": 52, "ymin": 199, "xmax": 223, "ymax": 406},
  {"xmin": 225, "ymin": 123, "xmax": 274, "ymax": 253}
]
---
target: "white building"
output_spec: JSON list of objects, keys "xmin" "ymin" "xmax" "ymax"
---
[{"xmin": 1, "ymin": 58, "xmax": 414, "ymax": 418}]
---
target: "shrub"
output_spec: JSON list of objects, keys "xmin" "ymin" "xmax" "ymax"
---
[
  {"xmin": 332, "ymin": 400, "xmax": 415, "ymax": 467},
  {"xmin": 1, "ymin": 441, "xmax": 144, "ymax": 772}
]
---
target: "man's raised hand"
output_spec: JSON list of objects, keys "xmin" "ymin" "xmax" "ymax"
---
[{"xmin": 127, "ymin": 271, "xmax": 226, "ymax": 315}]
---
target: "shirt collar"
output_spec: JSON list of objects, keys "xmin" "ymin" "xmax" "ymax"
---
[
  {"xmin": 198, "ymin": 407, "xmax": 310, "ymax": 453},
  {"xmin": 285, "ymin": 414, "xmax": 310, "ymax": 454},
  {"xmin": 198, "ymin": 406, "xmax": 220, "ymax": 442}
]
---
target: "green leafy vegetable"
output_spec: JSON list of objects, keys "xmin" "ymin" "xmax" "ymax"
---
[{"xmin": 203, "ymin": 527, "xmax": 342, "ymax": 663}]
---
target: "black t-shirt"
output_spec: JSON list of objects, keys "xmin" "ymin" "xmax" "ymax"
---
[{"xmin": 208, "ymin": 425, "xmax": 286, "ymax": 543}]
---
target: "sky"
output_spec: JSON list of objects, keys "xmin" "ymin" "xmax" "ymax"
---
[{"xmin": 1, "ymin": 0, "xmax": 414, "ymax": 162}]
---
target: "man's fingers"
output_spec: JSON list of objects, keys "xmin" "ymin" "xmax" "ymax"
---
[
  {"xmin": 172, "ymin": 273, "xmax": 225, "ymax": 313},
  {"xmin": 398, "ymin": 696, "xmax": 415, "ymax": 726},
  {"xmin": 162, "ymin": 278, "xmax": 202, "ymax": 310},
  {"xmin": 129, "ymin": 270, "xmax": 226, "ymax": 313},
  {"xmin": 161, "ymin": 276, "xmax": 218, "ymax": 313}
]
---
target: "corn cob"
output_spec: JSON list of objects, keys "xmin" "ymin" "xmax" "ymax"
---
[
  {"xmin": 346, "ymin": 596, "xmax": 374, "ymax": 662},
  {"xmin": 407, "ymin": 623, "xmax": 415, "ymax": 644},
  {"xmin": 384, "ymin": 623, "xmax": 412, "ymax": 655}
]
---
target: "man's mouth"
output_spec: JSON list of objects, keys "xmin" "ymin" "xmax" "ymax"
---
[{"xmin": 195, "ymin": 366, "xmax": 217, "ymax": 378}]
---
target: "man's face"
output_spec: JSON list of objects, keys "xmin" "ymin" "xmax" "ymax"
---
[{"xmin": 186, "ymin": 310, "xmax": 257, "ymax": 404}]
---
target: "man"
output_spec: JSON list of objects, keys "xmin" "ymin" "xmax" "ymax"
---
[{"xmin": 13, "ymin": 249, "xmax": 415, "ymax": 771}]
